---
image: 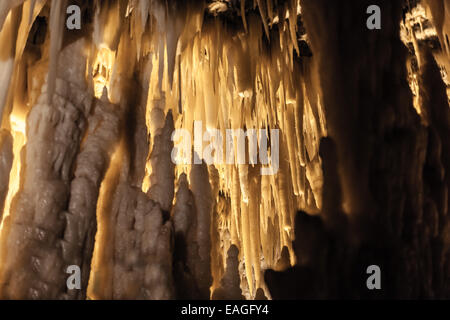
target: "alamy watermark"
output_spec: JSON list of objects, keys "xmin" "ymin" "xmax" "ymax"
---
[
  {"xmin": 171, "ymin": 121, "xmax": 279, "ymax": 175},
  {"xmin": 66, "ymin": 265, "xmax": 81, "ymax": 290},
  {"xmin": 366, "ymin": 265, "xmax": 381, "ymax": 290},
  {"xmin": 367, "ymin": 5, "xmax": 381, "ymax": 30},
  {"xmin": 66, "ymin": 5, "xmax": 81, "ymax": 30},
  {"xmin": 65, "ymin": 4, "xmax": 382, "ymax": 31}
]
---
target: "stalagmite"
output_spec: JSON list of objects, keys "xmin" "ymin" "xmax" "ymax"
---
[
  {"xmin": 63, "ymin": 90, "xmax": 122, "ymax": 299},
  {"xmin": 0, "ymin": 39, "xmax": 91, "ymax": 299},
  {"xmin": 111, "ymin": 184, "xmax": 174, "ymax": 299},
  {"xmin": 189, "ymin": 161, "xmax": 214, "ymax": 299},
  {"xmin": 211, "ymin": 245, "xmax": 244, "ymax": 300},
  {"xmin": 208, "ymin": 165, "xmax": 224, "ymax": 293},
  {"xmin": 148, "ymin": 111, "xmax": 175, "ymax": 212},
  {"xmin": 172, "ymin": 173, "xmax": 198, "ymax": 298}
]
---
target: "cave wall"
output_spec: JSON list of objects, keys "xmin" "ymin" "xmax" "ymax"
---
[{"xmin": 266, "ymin": 0, "xmax": 450, "ymax": 299}]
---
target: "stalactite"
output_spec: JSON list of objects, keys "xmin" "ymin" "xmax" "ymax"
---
[
  {"xmin": 0, "ymin": 0, "xmax": 25, "ymax": 31},
  {"xmin": 47, "ymin": 0, "xmax": 67, "ymax": 104},
  {"xmin": 0, "ymin": 5, "xmax": 21, "ymax": 122}
]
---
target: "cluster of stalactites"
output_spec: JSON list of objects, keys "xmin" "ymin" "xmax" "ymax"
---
[
  {"xmin": 137, "ymin": 0, "xmax": 326, "ymax": 298},
  {"xmin": 401, "ymin": 0, "xmax": 450, "ymax": 118},
  {"xmin": 0, "ymin": 0, "xmax": 326, "ymax": 299}
]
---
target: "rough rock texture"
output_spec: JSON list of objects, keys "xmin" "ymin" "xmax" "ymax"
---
[
  {"xmin": 212, "ymin": 245, "xmax": 245, "ymax": 300},
  {"xmin": 0, "ymin": 130, "xmax": 12, "ymax": 221},
  {"xmin": 172, "ymin": 165, "xmax": 213, "ymax": 299},
  {"xmin": 0, "ymin": 0, "xmax": 449, "ymax": 300},
  {"xmin": 63, "ymin": 90, "xmax": 121, "ymax": 299},
  {"xmin": 147, "ymin": 111, "xmax": 175, "ymax": 213},
  {"xmin": 0, "ymin": 39, "xmax": 93, "ymax": 299},
  {"xmin": 265, "ymin": 0, "xmax": 450, "ymax": 299},
  {"xmin": 111, "ymin": 184, "xmax": 174, "ymax": 300},
  {"xmin": 87, "ymin": 99, "xmax": 175, "ymax": 301}
]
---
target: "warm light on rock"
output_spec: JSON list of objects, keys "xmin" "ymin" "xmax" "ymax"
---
[{"xmin": 0, "ymin": 0, "xmax": 448, "ymax": 301}]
